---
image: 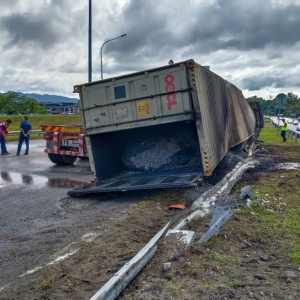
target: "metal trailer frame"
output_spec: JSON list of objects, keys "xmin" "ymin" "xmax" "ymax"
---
[{"xmin": 42, "ymin": 125, "xmax": 88, "ymax": 159}]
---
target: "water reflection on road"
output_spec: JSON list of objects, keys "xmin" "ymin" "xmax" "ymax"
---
[{"xmin": 0, "ymin": 172, "xmax": 91, "ymax": 190}]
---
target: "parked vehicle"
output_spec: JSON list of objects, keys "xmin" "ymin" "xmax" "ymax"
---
[
  {"xmin": 42, "ymin": 125, "xmax": 88, "ymax": 165},
  {"xmin": 287, "ymin": 119, "xmax": 294, "ymax": 124},
  {"xmin": 293, "ymin": 120, "xmax": 299, "ymax": 125},
  {"xmin": 69, "ymin": 59, "xmax": 261, "ymax": 195},
  {"xmin": 296, "ymin": 124, "xmax": 300, "ymax": 131}
]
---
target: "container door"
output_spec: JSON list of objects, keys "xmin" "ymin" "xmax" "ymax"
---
[{"xmin": 68, "ymin": 171, "xmax": 202, "ymax": 196}]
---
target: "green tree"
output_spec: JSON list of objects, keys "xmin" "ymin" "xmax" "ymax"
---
[
  {"xmin": 285, "ymin": 93, "xmax": 300, "ymax": 117},
  {"xmin": 0, "ymin": 91, "xmax": 48, "ymax": 115},
  {"xmin": 247, "ymin": 96, "xmax": 275, "ymax": 115}
]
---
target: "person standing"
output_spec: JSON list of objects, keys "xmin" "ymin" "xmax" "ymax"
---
[
  {"xmin": 16, "ymin": 116, "xmax": 32, "ymax": 155},
  {"xmin": 281, "ymin": 118, "xmax": 288, "ymax": 142},
  {"xmin": 0, "ymin": 119, "xmax": 12, "ymax": 155}
]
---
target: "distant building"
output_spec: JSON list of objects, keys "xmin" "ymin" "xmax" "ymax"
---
[{"xmin": 40, "ymin": 102, "xmax": 80, "ymax": 114}]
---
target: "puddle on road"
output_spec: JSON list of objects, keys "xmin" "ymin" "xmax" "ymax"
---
[
  {"xmin": 47, "ymin": 178, "xmax": 91, "ymax": 189},
  {"xmin": 0, "ymin": 172, "xmax": 91, "ymax": 190},
  {"xmin": 0, "ymin": 172, "xmax": 47, "ymax": 188}
]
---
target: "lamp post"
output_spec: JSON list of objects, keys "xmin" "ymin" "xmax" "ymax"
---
[
  {"xmin": 100, "ymin": 34, "xmax": 127, "ymax": 80},
  {"xmin": 88, "ymin": 0, "xmax": 92, "ymax": 82}
]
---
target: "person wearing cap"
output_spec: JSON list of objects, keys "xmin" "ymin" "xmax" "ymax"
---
[
  {"xmin": 281, "ymin": 119, "xmax": 288, "ymax": 142},
  {"xmin": 0, "ymin": 119, "xmax": 12, "ymax": 155}
]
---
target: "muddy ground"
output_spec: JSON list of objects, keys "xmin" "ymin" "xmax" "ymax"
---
[{"xmin": 1, "ymin": 142, "xmax": 300, "ymax": 299}]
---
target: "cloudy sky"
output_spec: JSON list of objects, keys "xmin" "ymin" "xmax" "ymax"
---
[{"xmin": 1, "ymin": 0, "xmax": 300, "ymax": 99}]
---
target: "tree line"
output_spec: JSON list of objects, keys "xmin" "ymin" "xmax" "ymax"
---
[
  {"xmin": 1, "ymin": 90, "xmax": 299, "ymax": 117},
  {"xmin": 0, "ymin": 91, "xmax": 48, "ymax": 115},
  {"xmin": 247, "ymin": 92, "xmax": 300, "ymax": 117}
]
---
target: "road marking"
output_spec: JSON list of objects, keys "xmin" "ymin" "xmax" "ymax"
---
[
  {"xmin": 46, "ymin": 250, "xmax": 79, "ymax": 266},
  {"xmin": 0, "ymin": 284, "xmax": 10, "ymax": 292},
  {"xmin": 20, "ymin": 267, "xmax": 43, "ymax": 277},
  {"xmin": 0, "ymin": 231, "xmax": 100, "ymax": 292},
  {"xmin": 81, "ymin": 232, "xmax": 97, "ymax": 242}
]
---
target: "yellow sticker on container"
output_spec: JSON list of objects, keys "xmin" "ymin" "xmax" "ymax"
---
[
  {"xmin": 136, "ymin": 100, "xmax": 150, "ymax": 117},
  {"xmin": 61, "ymin": 127, "xmax": 81, "ymax": 133}
]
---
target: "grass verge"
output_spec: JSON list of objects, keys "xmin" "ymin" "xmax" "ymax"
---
[
  {"xmin": 230, "ymin": 125, "xmax": 300, "ymax": 264},
  {"xmin": 234, "ymin": 170, "xmax": 300, "ymax": 265},
  {"xmin": 258, "ymin": 126, "xmax": 300, "ymax": 161}
]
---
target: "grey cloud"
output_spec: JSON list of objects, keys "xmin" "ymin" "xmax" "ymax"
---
[
  {"xmin": 105, "ymin": 0, "xmax": 300, "ymax": 63},
  {"xmin": 3, "ymin": 67, "xmax": 16, "ymax": 75},
  {"xmin": 1, "ymin": 13, "xmax": 61, "ymax": 49},
  {"xmin": 0, "ymin": 0, "xmax": 19, "ymax": 8},
  {"xmin": 240, "ymin": 72, "xmax": 300, "ymax": 91}
]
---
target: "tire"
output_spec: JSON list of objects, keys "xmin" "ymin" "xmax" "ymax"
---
[
  {"xmin": 48, "ymin": 153, "xmax": 60, "ymax": 164},
  {"xmin": 55, "ymin": 155, "xmax": 77, "ymax": 165}
]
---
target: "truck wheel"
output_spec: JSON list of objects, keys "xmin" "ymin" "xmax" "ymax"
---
[
  {"xmin": 48, "ymin": 153, "xmax": 60, "ymax": 164},
  {"xmin": 55, "ymin": 155, "xmax": 77, "ymax": 165}
]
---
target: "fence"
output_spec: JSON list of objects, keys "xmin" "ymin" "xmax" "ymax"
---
[
  {"xmin": 7, "ymin": 130, "xmax": 44, "ymax": 136},
  {"xmin": 271, "ymin": 119, "xmax": 300, "ymax": 143}
]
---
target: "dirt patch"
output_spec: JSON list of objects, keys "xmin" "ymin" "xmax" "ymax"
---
[
  {"xmin": 118, "ymin": 212, "xmax": 300, "ymax": 299},
  {"xmin": 0, "ymin": 191, "xmax": 196, "ymax": 300},
  {"xmin": 1, "ymin": 138, "xmax": 300, "ymax": 300}
]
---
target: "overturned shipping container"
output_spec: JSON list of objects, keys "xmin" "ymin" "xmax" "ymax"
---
[{"xmin": 70, "ymin": 60, "xmax": 256, "ymax": 194}]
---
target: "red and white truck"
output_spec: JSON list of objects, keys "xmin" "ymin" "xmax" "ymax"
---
[{"xmin": 42, "ymin": 124, "xmax": 88, "ymax": 165}]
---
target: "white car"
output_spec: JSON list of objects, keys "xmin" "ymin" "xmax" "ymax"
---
[
  {"xmin": 287, "ymin": 119, "xmax": 294, "ymax": 124},
  {"xmin": 293, "ymin": 120, "xmax": 299, "ymax": 125},
  {"xmin": 297, "ymin": 124, "xmax": 300, "ymax": 131}
]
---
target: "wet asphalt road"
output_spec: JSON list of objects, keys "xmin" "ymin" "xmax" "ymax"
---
[
  {"xmin": 0, "ymin": 140, "xmax": 149, "ymax": 290},
  {"xmin": 270, "ymin": 117, "xmax": 300, "ymax": 133},
  {"xmin": 0, "ymin": 140, "xmax": 93, "ymax": 235}
]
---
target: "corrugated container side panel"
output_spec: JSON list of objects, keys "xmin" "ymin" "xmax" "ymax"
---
[
  {"xmin": 193, "ymin": 64, "xmax": 256, "ymax": 173},
  {"xmin": 78, "ymin": 64, "xmax": 193, "ymax": 135}
]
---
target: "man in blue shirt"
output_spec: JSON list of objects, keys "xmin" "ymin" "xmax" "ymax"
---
[{"xmin": 16, "ymin": 116, "xmax": 32, "ymax": 155}]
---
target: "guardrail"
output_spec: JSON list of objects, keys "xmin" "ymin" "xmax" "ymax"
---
[
  {"xmin": 6, "ymin": 130, "xmax": 44, "ymax": 136},
  {"xmin": 271, "ymin": 120, "xmax": 299, "ymax": 143}
]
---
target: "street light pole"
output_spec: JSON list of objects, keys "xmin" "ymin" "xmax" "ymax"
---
[
  {"xmin": 100, "ymin": 34, "xmax": 127, "ymax": 80},
  {"xmin": 88, "ymin": 0, "xmax": 92, "ymax": 82}
]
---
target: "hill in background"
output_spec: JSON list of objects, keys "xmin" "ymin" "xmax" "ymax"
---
[{"xmin": 18, "ymin": 92, "xmax": 79, "ymax": 103}]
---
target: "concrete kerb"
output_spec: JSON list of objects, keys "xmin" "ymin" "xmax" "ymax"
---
[{"xmin": 89, "ymin": 149, "xmax": 258, "ymax": 300}]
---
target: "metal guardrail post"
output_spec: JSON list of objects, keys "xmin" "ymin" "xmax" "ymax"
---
[{"xmin": 296, "ymin": 133, "xmax": 298, "ymax": 143}]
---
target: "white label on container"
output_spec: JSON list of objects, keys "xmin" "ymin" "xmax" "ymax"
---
[{"xmin": 115, "ymin": 107, "xmax": 128, "ymax": 119}]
